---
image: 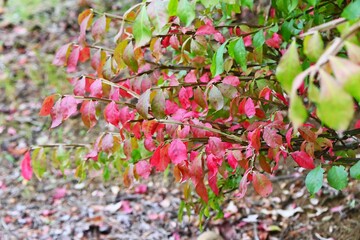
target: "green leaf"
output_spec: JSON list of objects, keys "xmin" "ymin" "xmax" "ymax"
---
[
  {"xmin": 307, "ymin": 0, "xmax": 320, "ymax": 6},
  {"xmin": 103, "ymin": 164, "xmax": 110, "ymax": 181},
  {"xmin": 276, "ymin": 41, "xmax": 302, "ymax": 93},
  {"xmin": 305, "ymin": 165, "xmax": 324, "ymax": 196},
  {"xmin": 276, "ymin": 0, "xmax": 298, "ymax": 15},
  {"xmin": 253, "ymin": 30, "xmax": 265, "ymax": 49},
  {"xmin": 168, "ymin": 0, "xmax": 178, "ymax": 16},
  {"xmin": 228, "ymin": 38, "xmax": 247, "ymax": 70},
  {"xmin": 123, "ymin": 42, "xmax": 138, "ymax": 72},
  {"xmin": 32, "ymin": 148, "xmax": 47, "ymax": 179},
  {"xmin": 327, "ymin": 166, "xmax": 348, "ymax": 190},
  {"xmin": 200, "ymin": 0, "xmax": 219, "ymax": 8},
  {"xmin": 317, "ymin": 70, "xmax": 354, "ymax": 131},
  {"xmin": 289, "ymin": 95, "xmax": 308, "ymax": 129},
  {"xmin": 303, "ymin": 31, "xmax": 324, "ymax": 62},
  {"xmin": 208, "ymin": 85, "xmax": 224, "ymax": 111},
  {"xmin": 133, "ymin": 5, "xmax": 152, "ymax": 48},
  {"xmin": 151, "ymin": 90, "xmax": 166, "ymax": 119},
  {"xmin": 329, "ymin": 56, "xmax": 360, "ymax": 103},
  {"xmin": 210, "ymin": 41, "xmax": 228, "ymax": 77},
  {"xmin": 241, "ymin": 0, "xmax": 254, "ymax": 9},
  {"xmin": 147, "ymin": 0, "xmax": 170, "ymax": 35},
  {"xmin": 341, "ymin": 0, "xmax": 360, "ymax": 20},
  {"xmin": 350, "ymin": 161, "xmax": 360, "ymax": 180},
  {"xmin": 177, "ymin": 0, "xmax": 195, "ymax": 27}
]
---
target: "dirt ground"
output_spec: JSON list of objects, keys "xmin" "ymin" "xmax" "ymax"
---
[{"xmin": 1, "ymin": 1, "xmax": 360, "ymax": 239}]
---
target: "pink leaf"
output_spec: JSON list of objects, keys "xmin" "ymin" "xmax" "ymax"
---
[
  {"xmin": 60, "ymin": 96, "xmax": 78, "ymax": 120},
  {"xmin": 50, "ymin": 99, "xmax": 63, "ymax": 128},
  {"xmin": 291, "ymin": 151, "xmax": 315, "ymax": 169},
  {"xmin": 101, "ymin": 134, "xmax": 114, "ymax": 152},
  {"xmin": 52, "ymin": 43, "xmax": 71, "ymax": 66},
  {"xmin": 73, "ymin": 76, "xmax": 86, "ymax": 96},
  {"xmin": 179, "ymin": 87, "xmax": 192, "ymax": 109},
  {"xmin": 253, "ymin": 172, "xmax": 273, "ymax": 197},
  {"xmin": 207, "ymin": 154, "xmax": 219, "ymax": 195},
  {"xmin": 265, "ymin": 33, "xmax": 282, "ymax": 49},
  {"xmin": 245, "ymin": 98, "xmax": 256, "ymax": 118},
  {"xmin": 168, "ymin": 139, "xmax": 187, "ymax": 164},
  {"xmin": 21, "ymin": 151, "xmax": 32, "ymax": 180},
  {"xmin": 184, "ymin": 70, "xmax": 197, "ymax": 83},
  {"xmin": 286, "ymin": 127, "xmax": 293, "ymax": 149},
  {"xmin": 135, "ymin": 160, "xmax": 151, "ymax": 179},
  {"xmin": 207, "ymin": 137, "xmax": 225, "ymax": 159},
  {"xmin": 196, "ymin": 24, "xmax": 218, "ymax": 35},
  {"xmin": 104, "ymin": 101, "xmax": 120, "ymax": 126},
  {"xmin": 67, "ymin": 46, "xmax": 80, "ymax": 73},
  {"xmin": 89, "ymin": 79, "xmax": 103, "ymax": 98},
  {"xmin": 263, "ymin": 127, "xmax": 283, "ymax": 148},
  {"xmin": 92, "ymin": 15, "xmax": 108, "ymax": 40},
  {"xmin": 223, "ymin": 76, "xmax": 240, "ymax": 86},
  {"xmin": 227, "ymin": 151, "xmax": 238, "ymax": 169},
  {"xmin": 169, "ymin": 35, "xmax": 180, "ymax": 50}
]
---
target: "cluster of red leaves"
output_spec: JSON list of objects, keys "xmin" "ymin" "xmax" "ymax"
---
[{"xmin": 22, "ymin": 4, "xmax": 334, "ymax": 203}]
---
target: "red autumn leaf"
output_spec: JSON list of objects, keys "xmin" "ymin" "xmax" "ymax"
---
[
  {"xmin": 196, "ymin": 24, "xmax": 218, "ymax": 35},
  {"xmin": 298, "ymin": 126, "xmax": 317, "ymax": 143},
  {"xmin": 168, "ymin": 139, "xmax": 188, "ymax": 164},
  {"xmin": 142, "ymin": 120, "xmax": 158, "ymax": 138},
  {"xmin": 52, "ymin": 43, "xmax": 71, "ymax": 66},
  {"xmin": 179, "ymin": 87, "xmax": 192, "ymax": 109},
  {"xmin": 227, "ymin": 151, "xmax": 238, "ymax": 169},
  {"xmin": 80, "ymin": 100, "xmax": 97, "ymax": 129},
  {"xmin": 291, "ymin": 151, "xmax": 315, "ymax": 169},
  {"xmin": 207, "ymin": 137, "xmax": 226, "ymax": 159},
  {"xmin": 104, "ymin": 101, "xmax": 120, "ymax": 126},
  {"xmin": 265, "ymin": 33, "xmax": 282, "ymax": 49},
  {"xmin": 50, "ymin": 99, "xmax": 63, "ymax": 128},
  {"xmin": 150, "ymin": 144, "xmax": 170, "ymax": 172},
  {"xmin": 89, "ymin": 79, "xmax": 103, "ymax": 98},
  {"xmin": 286, "ymin": 127, "xmax": 293, "ymax": 149},
  {"xmin": 245, "ymin": 98, "xmax": 256, "ymax": 118},
  {"xmin": 21, "ymin": 151, "xmax": 32, "ymax": 180},
  {"xmin": 248, "ymin": 128, "xmax": 261, "ymax": 151},
  {"xmin": 39, "ymin": 95, "xmax": 55, "ymax": 116},
  {"xmin": 259, "ymin": 155, "xmax": 272, "ymax": 173},
  {"xmin": 67, "ymin": 46, "xmax": 80, "ymax": 73},
  {"xmin": 135, "ymin": 160, "xmax": 151, "ymax": 179},
  {"xmin": 190, "ymin": 154, "xmax": 209, "ymax": 202},
  {"xmin": 253, "ymin": 172, "xmax": 273, "ymax": 197},
  {"xmin": 60, "ymin": 96, "xmax": 78, "ymax": 120},
  {"xmin": 207, "ymin": 154, "xmax": 219, "ymax": 195},
  {"xmin": 79, "ymin": 46, "xmax": 90, "ymax": 62},
  {"xmin": 263, "ymin": 127, "xmax": 283, "ymax": 148}
]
